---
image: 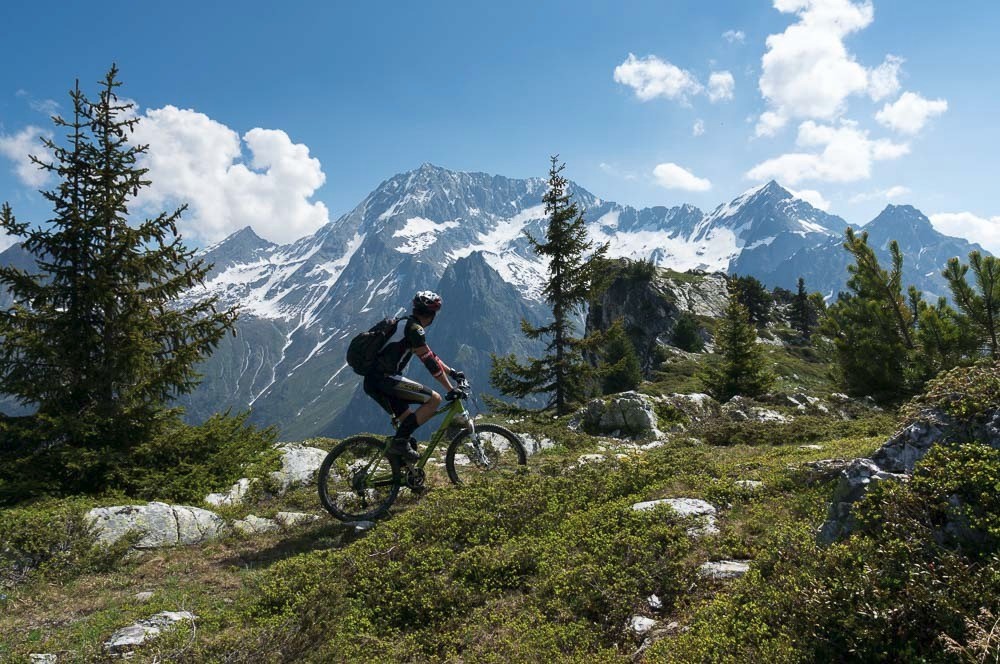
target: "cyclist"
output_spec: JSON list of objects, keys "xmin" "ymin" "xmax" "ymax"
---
[{"xmin": 363, "ymin": 290, "xmax": 464, "ymax": 462}]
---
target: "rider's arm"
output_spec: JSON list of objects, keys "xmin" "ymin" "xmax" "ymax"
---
[{"xmin": 414, "ymin": 344, "xmax": 453, "ymax": 391}]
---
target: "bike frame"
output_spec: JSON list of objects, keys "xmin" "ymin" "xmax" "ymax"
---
[{"xmin": 362, "ymin": 394, "xmax": 475, "ymax": 488}]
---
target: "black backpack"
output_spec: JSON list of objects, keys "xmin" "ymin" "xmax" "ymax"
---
[{"xmin": 345, "ymin": 317, "xmax": 400, "ymax": 376}]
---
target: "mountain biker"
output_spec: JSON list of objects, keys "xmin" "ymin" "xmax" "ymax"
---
[{"xmin": 362, "ymin": 290, "xmax": 465, "ymax": 462}]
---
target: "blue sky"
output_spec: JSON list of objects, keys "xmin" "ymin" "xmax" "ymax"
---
[{"xmin": 1, "ymin": 0, "xmax": 998, "ymax": 250}]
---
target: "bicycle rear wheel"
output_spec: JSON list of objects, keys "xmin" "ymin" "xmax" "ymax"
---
[
  {"xmin": 445, "ymin": 423, "xmax": 527, "ymax": 485},
  {"xmin": 318, "ymin": 435, "xmax": 401, "ymax": 521}
]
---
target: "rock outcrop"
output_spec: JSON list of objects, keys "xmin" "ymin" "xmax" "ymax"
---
[
  {"xmin": 632, "ymin": 497, "xmax": 719, "ymax": 536},
  {"xmin": 87, "ymin": 503, "xmax": 226, "ymax": 549},
  {"xmin": 104, "ymin": 611, "xmax": 196, "ymax": 654},
  {"xmin": 270, "ymin": 443, "xmax": 328, "ymax": 491},
  {"xmin": 586, "ymin": 264, "xmax": 727, "ymax": 374},
  {"xmin": 582, "ymin": 392, "xmax": 663, "ymax": 439}
]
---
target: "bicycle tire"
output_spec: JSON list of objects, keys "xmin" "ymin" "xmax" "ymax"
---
[
  {"xmin": 445, "ymin": 423, "xmax": 527, "ymax": 485},
  {"xmin": 318, "ymin": 435, "xmax": 401, "ymax": 521}
]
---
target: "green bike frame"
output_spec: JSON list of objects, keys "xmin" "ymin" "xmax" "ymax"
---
[{"xmin": 361, "ymin": 395, "xmax": 474, "ymax": 488}]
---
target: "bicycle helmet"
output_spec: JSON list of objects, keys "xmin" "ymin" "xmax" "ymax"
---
[{"xmin": 413, "ymin": 290, "xmax": 442, "ymax": 315}]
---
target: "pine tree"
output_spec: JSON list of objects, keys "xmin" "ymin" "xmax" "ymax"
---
[
  {"xmin": 491, "ymin": 157, "xmax": 609, "ymax": 414},
  {"xmin": 597, "ymin": 319, "xmax": 642, "ymax": 395},
  {"xmin": 703, "ymin": 294, "xmax": 774, "ymax": 401},
  {"xmin": 790, "ymin": 277, "xmax": 812, "ymax": 338},
  {"xmin": 671, "ymin": 312, "xmax": 705, "ymax": 353},
  {"xmin": 912, "ymin": 295, "xmax": 979, "ymax": 380},
  {"xmin": 943, "ymin": 250, "xmax": 1000, "ymax": 359},
  {"xmin": 821, "ymin": 229, "xmax": 915, "ymax": 400},
  {"xmin": 0, "ymin": 66, "xmax": 238, "ymax": 492},
  {"xmin": 730, "ymin": 274, "xmax": 773, "ymax": 327}
]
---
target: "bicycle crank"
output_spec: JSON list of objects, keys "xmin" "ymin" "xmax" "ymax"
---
[{"xmin": 405, "ymin": 466, "xmax": 426, "ymax": 493}]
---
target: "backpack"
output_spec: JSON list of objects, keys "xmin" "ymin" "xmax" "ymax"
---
[{"xmin": 345, "ymin": 317, "xmax": 400, "ymax": 376}]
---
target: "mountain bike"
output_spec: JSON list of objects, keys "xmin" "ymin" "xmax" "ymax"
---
[{"xmin": 317, "ymin": 379, "xmax": 527, "ymax": 522}]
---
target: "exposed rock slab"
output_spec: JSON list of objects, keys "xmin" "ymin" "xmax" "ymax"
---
[
  {"xmin": 270, "ymin": 443, "xmax": 328, "ymax": 491},
  {"xmin": 698, "ymin": 560, "xmax": 751, "ymax": 580},
  {"xmin": 632, "ymin": 498, "xmax": 719, "ymax": 536},
  {"xmin": 274, "ymin": 511, "xmax": 320, "ymax": 528},
  {"xmin": 205, "ymin": 477, "xmax": 255, "ymax": 507},
  {"xmin": 233, "ymin": 514, "xmax": 279, "ymax": 535},
  {"xmin": 582, "ymin": 391, "xmax": 663, "ymax": 439},
  {"xmin": 104, "ymin": 611, "xmax": 196, "ymax": 654},
  {"xmin": 88, "ymin": 503, "xmax": 226, "ymax": 549}
]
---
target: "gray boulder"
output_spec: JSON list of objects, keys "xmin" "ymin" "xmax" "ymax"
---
[
  {"xmin": 104, "ymin": 611, "xmax": 196, "ymax": 654},
  {"xmin": 87, "ymin": 503, "xmax": 226, "ymax": 549},
  {"xmin": 205, "ymin": 477, "xmax": 255, "ymax": 507},
  {"xmin": 698, "ymin": 560, "xmax": 751, "ymax": 580},
  {"xmin": 721, "ymin": 396, "xmax": 790, "ymax": 423},
  {"xmin": 632, "ymin": 497, "xmax": 719, "ymax": 536},
  {"xmin": 660, "ymin": 393, "xmax": 720, "ymax": 423},
  {"xmin": 582, "ymin": 392, "xmax": 663, "ymax": 439},
  {"xmin": 274, "ymin": 511, "xmax": 320, "ymax": 529},
  {"xmin": 817, "ymin": 458, "xmax": 909, "ymax": 544},
  {"xmin": 517, "ymin": 433, "xmax": 556, "ymax": 456},
  {"xmin": 271, "ymin": 443, "xmax": 328, "ymax": 490},
  {"xmin": 233, "ymin": 514, "xmax": 279, "ymax": 535}
]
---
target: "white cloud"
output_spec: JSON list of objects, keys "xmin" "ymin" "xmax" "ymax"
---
[
  {"xmin": 930, "ymin": 212, "xmax": 1000, "ymax": 254},
  {"xmin": 723, "ymin": 29, "xmax": 746, "ymax": 44},
  {"xmin": 692, "ymin": 119, "xmax": 705, "ymax": 136},
  {"xmin": 875, "ymin": 91, "xmax": 948, "ymax": 135},
  {"xmin": 868, "ymin": 55, "xmax": 904, "ymax": 101},
  {"xmin": 599, "ymin": 162, "xmax": 637, "ymax": 180},
  {"xmin": 707, "ymin": 71, "xmax": 735, "ymax": 103},
  {"xmin": 652, "ymin": 162, "xmax": 712, "ymax": 192},
  {"xmin": 746, "ymin": 120, "xmax": 909, "ymax": 185},
  {"xmin": 0, "ymin": 234, "xmax": 14, "ymax": 252},
  {"xmin": 16, "ymin": 89, "xmax": 60, "ymax": 116},
  {"xmin": 614, "ymin": 53, "xmax": 702, "ymax": 102},
  {"xmin": 129, "ymin": 105, "xmax": 330, "ymax": 245},
  {"xmin": 755, "ymin": 110, "xmax": 788, "ymax": 137},
  {"xmin": 789, "ymin": 187, "xmax": 831, "ymax": 211},
  {"xmin": 0, "ymin": 125, "xmax": 54, "ymax": 187},
  {"xmin": 849, "ymin": 185, "xmax": 910, "ymax": 203},
  {"xmin": 758, "ymin": 0, "xmax": 874, "ymax": 128}
]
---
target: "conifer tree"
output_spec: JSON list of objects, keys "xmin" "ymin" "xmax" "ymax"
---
[
  {"xmin": 597, "ymin": 319, "xmax": 642, "ymax": 395},
  {"xmin": 0, "ymin": 66, "xmax": 238, "ymax": 492},
  {"xmin": 821, "ymin": 229, "xmax": 915, "ymax": 399},
  {"xmin": 703, "ymin": 294, "xmax": 774, "ymax": 401},
  {"xmin": 671, "ymin": 312, "xmax": 705, "ymax": 353},
  {"xmin": 790, "ymin": 277, "xmax": 812, "ymax": 338},
  {"xmin": 491, "ymin": 157, "xmax": 609, "ymax": 414},
  {"xmin": 730, "ymin": 274, "xmax": 773, "ymax": 327},
  {"xmin": 943, "ymin": 250, "xmax": 1000, "ymax": 358}
]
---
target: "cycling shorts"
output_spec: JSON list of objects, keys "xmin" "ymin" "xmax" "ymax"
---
[{"xmin": 363, "ymin": 373, "xmax": 434, "ymax": 418}]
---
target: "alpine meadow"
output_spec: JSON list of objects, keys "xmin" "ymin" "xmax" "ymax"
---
[{"xmin": 2, "ymin": 1, "xmax": 1000, "ymax": 662}]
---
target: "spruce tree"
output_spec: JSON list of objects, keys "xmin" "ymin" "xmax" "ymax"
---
[
  {"xmin": 597, "ymin": 319, "xmax": 642, "ymax": 395},
  {"xmin": 790, "ymin": 277, "xmax": 812, "ymax": 338},
  {"xmin": 703, "ymin": 294, "xmax": 774, "ymax": 401},
  {"xmin": 943, "ymin": 250, "xmax": 1000, "ymax": 359},
  {"xmin": 0, "ymin": 66, "xmax": 238, "ymax": 492},
  {"xmin": 730, "ymin": 274, "xmax": 773, "ymax": 327},
  {"xmin": 671, "ymin": 312, "xmax": 705, "ymax": 353},
  {"xmin": 491, "ymin": 157, "xmax": 609, "ymax": 414}
]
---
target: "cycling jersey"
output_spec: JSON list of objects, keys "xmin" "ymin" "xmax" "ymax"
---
[{"xmin": 372, "ymin": 316, "xmax": 430, "ymax": 376}]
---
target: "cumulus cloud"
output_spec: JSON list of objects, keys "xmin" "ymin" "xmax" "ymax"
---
[
  {"xmin": 875, "ymin": 91, "xmax": 948, "ymax": 135},
  {"xmin": 16, "ymin": 89, "xmax": 60, "ymax": 116},
  {"xmin": 746, "ymin": 120, "xmax": 909, "ymax": 185},
  {"xmin": 599, "ymin": 162, "xmax": 637, "ymax": 180},
  {"xmin": 757, "ymin": 0, "xmax": 874, "ymax": 128},
  {"xmin": 723, "ymin": 29, "xmax": 746, "ymax": 44},
  {"xmin": 129, "ymin": 105, "xmax": 330, "ymax": 245},
  {"xmin": 652, "ymin": 162, "xmax": 712, "ymax": 192},
  {"xmin": 930, "ymin": 212, "xmax": 1000, "ymax": 254},
  {"xmin": 614, "ymin": 53, "xmax": 702, "ymax": 102},
  {"xmin": 707, "ymin": 71, "xmax": 735, "ymax": 103},
  {"xmin": 755, "ymin": 110, "xmax": 788, "ymax": 138},
  {"xmin": 848, "ymin": 185, "xmax": 910, "ymax": 203},
  {"xmin": 0, "ymin": 125, "xmax": 54, "ymax": 187},
  {"xmin": 693, "ymin": 119, "xmax": 705, "ymax": 136},
  {"xmin": 868, "ymin": 55, "xmax": 904, "ymax": 101},
  {"xmin": 789, "ymin": 187, "xmax": 831, "ymax": 211}
]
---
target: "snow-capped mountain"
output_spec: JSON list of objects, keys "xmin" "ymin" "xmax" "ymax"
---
[{"xmin": 0, "ymin": 164, "xmax": 987, "ymax": 436}]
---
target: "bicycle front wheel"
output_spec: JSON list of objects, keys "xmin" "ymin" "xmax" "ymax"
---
[
  {"xmin": 318, "ymin": 435, "xmax": 401, "ymax": 521},
  {"xmin": 445, "ymin": 423, "xmax": 527, "ymax": 485}
]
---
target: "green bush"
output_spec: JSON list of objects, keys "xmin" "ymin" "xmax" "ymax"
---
[
  {"xmin": 650, "ymin": 442, "xmax": 1000, "ymax": 663},
  {"xmin": 0, "ymin": 498, "xmax": 133, "ymax": 589},
  {"xmin": 671, "ymin": 313, "xmax": 705, "ymax": 353},
  {"xmin": 902, "ymin": 359, "xmax": 1000, "ymax": 422},
  {"xmin": 122, "ymin": 410, "xmax": 280, "ymax": 503},
  {"xmin": 697, "ymin": 414, "xmax": 895, "ymax": 447}
]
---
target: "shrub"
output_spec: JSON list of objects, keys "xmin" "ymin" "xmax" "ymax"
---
[
  {"xmin": 671, "ymin": 313, "xmax": 705, "ymax": 353},
  {"xmin": 122, "ymin": 410, "xmax": 280, "ymax": 503},
  {"xmin": 0, "ymin": 498, "xmax": 133, "ymax": 589},
  {"xmin": 697, "ymin": 414, "xmax": 895, "ymax": 447}
]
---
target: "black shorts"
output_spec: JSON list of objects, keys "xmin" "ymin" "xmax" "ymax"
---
[{"xmin": 363, "ymin": 374, "xmax": 434, "ymax": 418}]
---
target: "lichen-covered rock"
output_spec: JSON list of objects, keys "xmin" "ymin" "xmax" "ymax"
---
[
  {"xmin": 817, "ymin": 458, "xmax": 909, "ymax": 544},
  {"xmin": 270, "ymin": 443, "xmax": 328, "ymax": 490},
  {"xmin": 104, "ymin": 611, "xmax": 196, "ymax": 654},
  {"xmin": 721, "ymin": 396, "xmax": 790, "ymax": 423},
  {"xmin": 87, "ymin": 503, "xmax": 226, "ymax": 549},
  {"xmin": 698, "ymin": 560, "xmax": 751, "ymax": 580},
  {"xmin": 233, "ymin": 514, "xmax": 279, "ymax": 535},
  {"xmin": 632, "ymin": 497, "xmax": 719, "ymax": 536},
  {"xmin": 659, "ymin": 393, "xmax": 721, "ymax": 423},
  {"xmin": 274, "ymin": 511, "xmax": 320, "ymax": 529},
  {"xmin": 517, "ymin": 433, "xmax": 556, "ymax": 456},
  {"xmin": 205, "ymin": 477, "xmax": 255, "ymax": 507},
  {"xmin": 629, "ymin": 615, "xmax": 658, "ymax": 636},
  {"xmin": 582, "ymin": 391, "xmax": 663, "ymax": 439}
]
